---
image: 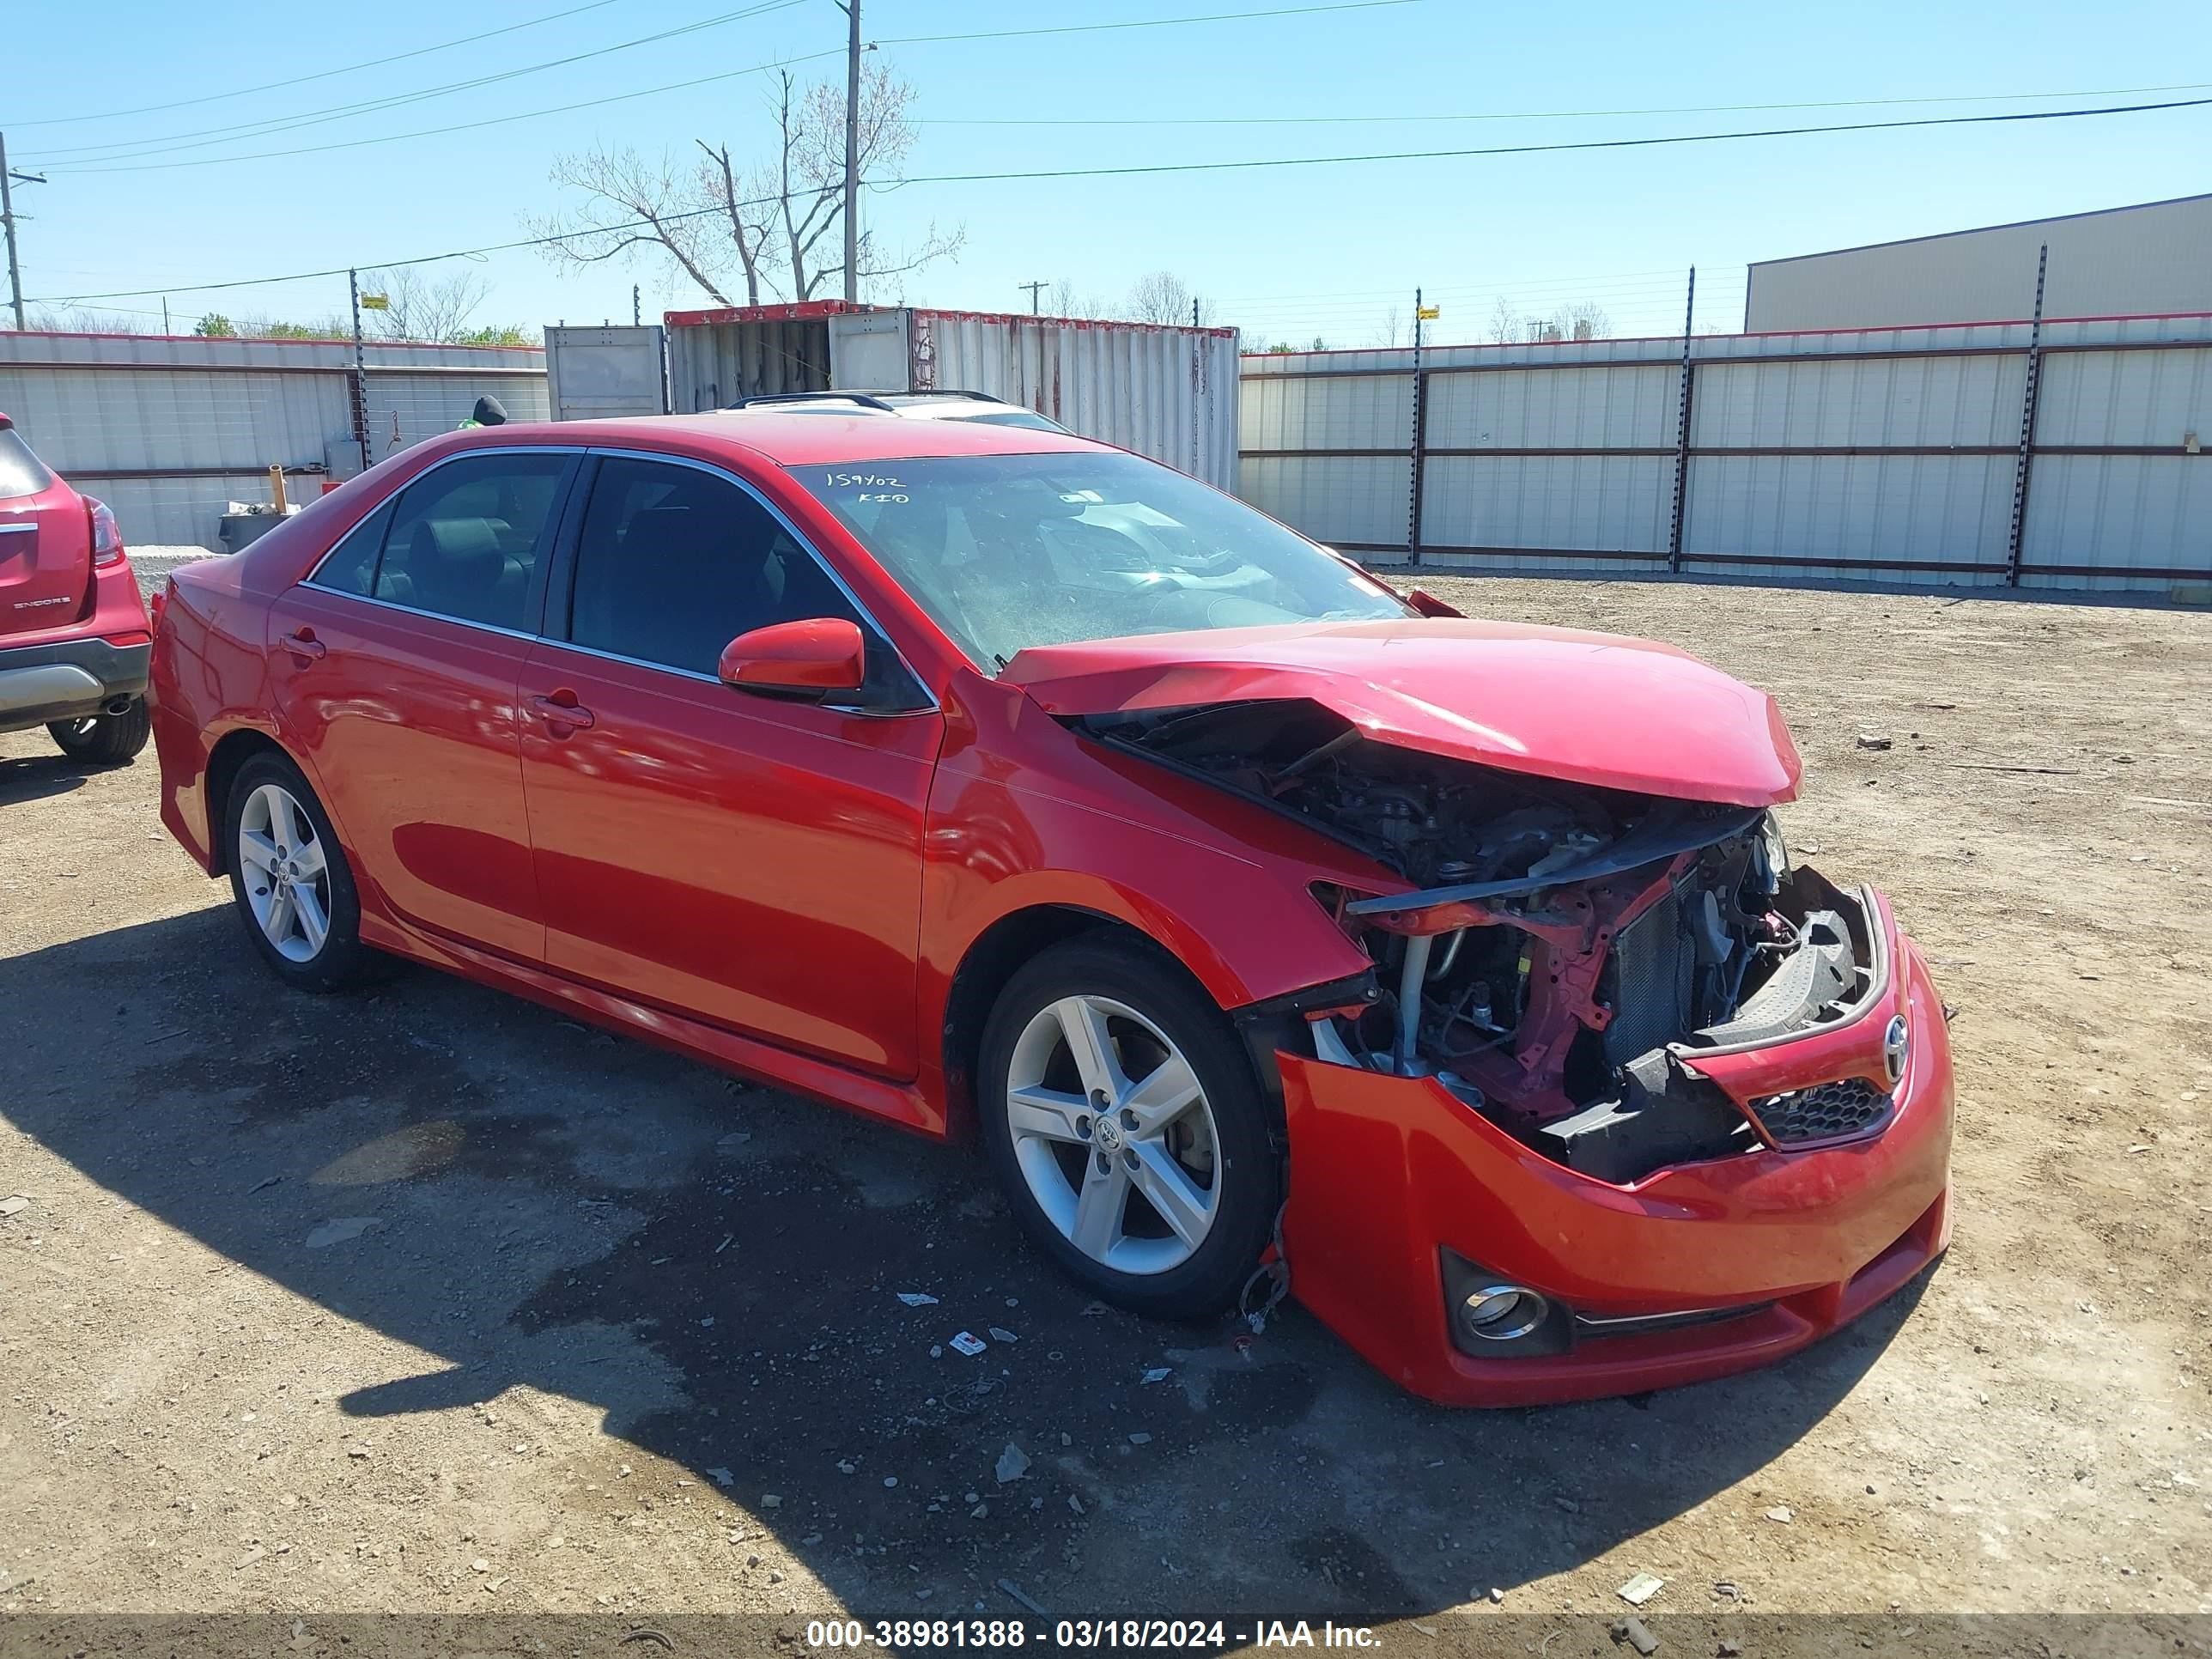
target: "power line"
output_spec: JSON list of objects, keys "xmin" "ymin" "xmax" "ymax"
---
[
  {"xmin": 880, "ymin": 0, "xmax": 1415, "ymax": 46},
  {"xmin": 8, "ymin": 0, "xmax": 630, "ymax": 128},
  {"xmin": 33, "ymin": 0, "xmax": 1419, "ymax": 176},
  {"xmin": 27, "ymin": 93, "xmax": 2209, "ymax": 305},
  {"xmin": 37, "ymin": 47, "xmax": 843, "ymax": 177},
  {"xmin": 922, "ymin": 78, "xmax": 2212, "ymax": 129},
  {"xmin": 874, "ymin": 94, "xmax": 2212, "ymax": 191},
  {"xmin": 25, "ymin": 0, "xmax": 806, "ymax": 167}
]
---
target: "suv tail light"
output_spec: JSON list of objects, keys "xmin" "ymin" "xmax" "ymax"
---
[{"xmin": 88, "ymin": 497, "xmax": 125, "ymax": 566}]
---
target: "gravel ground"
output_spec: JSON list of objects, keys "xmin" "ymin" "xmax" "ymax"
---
[{"xmin": 1, "ymin": 576, "xmax": 2208, "ymax": 1647}]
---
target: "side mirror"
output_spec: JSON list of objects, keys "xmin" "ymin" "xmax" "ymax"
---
[
  {"xmin": 1405, "ymin": 586, "xmax": 1464, "ymax": 619},
  {"xmin": 717, "ymin": 617, "xmax": 866, "ymax": 696}
]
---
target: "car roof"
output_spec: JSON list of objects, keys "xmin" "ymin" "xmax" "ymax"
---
[{"xmin": 525, "ymin": 410, "xmax": 1108, "ymax": 467}]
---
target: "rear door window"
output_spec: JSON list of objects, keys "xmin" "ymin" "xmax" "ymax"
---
[
  {"xmin": 305, "ymin": 499, "xmax": 397, "ymax": 598},
  {"xmin": 374, "ymin": 453, "xmax": 571, "ymax": 631}
]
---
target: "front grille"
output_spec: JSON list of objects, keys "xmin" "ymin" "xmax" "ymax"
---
[{"xmin": 1751, "ymin": 1077, "xmax": 1893, "ymax": 1146}]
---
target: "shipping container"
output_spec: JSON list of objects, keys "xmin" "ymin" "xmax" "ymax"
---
[
  {"xmin": 641, "ymin": 301, "xmax": 1240, "ymax": 489},
  {"xmin": 543, "ymin": 325, "xmax": 666, "ymax": 420}
]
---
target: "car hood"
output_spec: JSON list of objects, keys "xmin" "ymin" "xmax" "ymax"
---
[{"xmin": 999, "ymin": 618, "xmax": 1802, "ymax": 807}]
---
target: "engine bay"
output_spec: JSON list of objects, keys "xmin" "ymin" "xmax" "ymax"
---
[{"xmin": 1083, "ymin": 698, "xmax": 1881, "ymax": 1182}]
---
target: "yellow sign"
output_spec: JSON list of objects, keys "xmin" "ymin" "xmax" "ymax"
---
[
  {"xmin": 1415, "ymin": 305, "xmax": 1440, "ymax": 321},
  {"xmin": 360, "ymin": 294, "xmax": 390, "ymax": 311}
]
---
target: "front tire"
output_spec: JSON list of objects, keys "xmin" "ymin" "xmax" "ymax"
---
[
  {"xmin": 223, "ymin": 751, "xmax": 374, "ymax": 992},
  {"xmin": 48, "ymin": 698, "xmax": 150, "ymax": 765},
  {"xmin": 978, "ymin": 937, "xmax": 1279, "ymax": 1320}
]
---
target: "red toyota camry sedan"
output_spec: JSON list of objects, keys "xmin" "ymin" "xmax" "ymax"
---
[{"xmin": 149, "ymin": 414, "xmax": 1954, "ymax": 1407}]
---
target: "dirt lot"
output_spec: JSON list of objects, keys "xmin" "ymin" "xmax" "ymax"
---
[{"xmin": 3, "ymin": 577, "xmax": 2209, "ymax": 1648}]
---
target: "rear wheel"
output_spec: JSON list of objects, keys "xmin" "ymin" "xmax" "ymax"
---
[
  {"xmin": 48, "ymin": 698, "xmax": 149, "ymax": 765},
  {"xmin": 223, "ymin": 752, "xmax": 374, "ymax": 992},
  {"xmin": 978, "ymin": 937, "xmax": 1279, "ymax": 1319}
]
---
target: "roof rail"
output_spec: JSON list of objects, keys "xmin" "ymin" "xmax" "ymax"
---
[
  {"xmin": 721, "ymin": 390, "xmax": 902, "ymax": 412},
  {"xmin": 720, "ymin": 388, "xmax": 1018, "ymax": 412}
]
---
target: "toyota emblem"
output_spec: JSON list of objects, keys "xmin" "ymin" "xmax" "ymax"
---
[{"xmin": 1881, "ymin": 1015, "xmax": 1911, "ymax": 1087}]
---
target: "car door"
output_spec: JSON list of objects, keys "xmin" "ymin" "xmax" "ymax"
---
[
  {"xmin": 270, "ymin": 447, "xmax": 580, "ymax": 961},
  {"xmin": 517, "ymin": 451, "xmax": 943, "ymax": 1079}
]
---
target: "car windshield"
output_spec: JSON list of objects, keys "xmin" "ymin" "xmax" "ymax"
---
[{"xmin": 791, "ymin": 451, "xmax": 1410, "ymax": 669}]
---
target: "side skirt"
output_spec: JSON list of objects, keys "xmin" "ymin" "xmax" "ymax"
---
[{"xmin": 358, "ymin": 914, "xmax": 945, "ymax": 1138}]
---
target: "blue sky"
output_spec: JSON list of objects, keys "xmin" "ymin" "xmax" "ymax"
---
[{"xmin": 10, "ymin": 0, "xmax": 2210, "ymax": 346}]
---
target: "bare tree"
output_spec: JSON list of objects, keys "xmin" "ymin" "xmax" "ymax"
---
[
  {"xmin": 527, "ymin": 147, "xmax": 749, "ymax": 306},
  {"xmin": 362, "ymin": 266, "xmax": 494, "ymax": 343},
  {"xmin": 532, "ymin": 61, "xmax": 962, "ymax": 306},
  {"xmin": 1370, "ymin": 305, "xmax": 1404, "ymax": 349},
  {"xmin": 1048, "ymin": 278, "xmax": 1107, "ymax": 319},
  {"xmin": 1552, "ymin": 301, "xmax": 1610, "ymax": 342},
  {"xmin": 27, "ymin": 307, "xmax": 150, "ymax": 334},
  {"xmin": 1127, "ymin": 270, "xmax": 1216, "ymax": 326},
  {"xmin": 1487, "ymin": 295, "xmax": 1518, "ymax": 345}
]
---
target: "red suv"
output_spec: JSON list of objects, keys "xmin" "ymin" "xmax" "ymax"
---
[
  {"xmin": 149, "ymin": 415, "xmax": 1954, "ymax": 1407},
  {"xmin": 0, "ymin": 412, "xmax": 153, "ymax": 764}
]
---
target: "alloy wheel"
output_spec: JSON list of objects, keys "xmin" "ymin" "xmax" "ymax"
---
[
  {"xmin": 1003, "ymin": 994, "xmax": 1223, "ymax": 1275},
  {"xmin": 236, "ymin": 781, "xmax": 332, "ymax": 963}
]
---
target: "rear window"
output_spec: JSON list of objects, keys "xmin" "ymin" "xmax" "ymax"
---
[{"xmin": 0, "ymin": 428, "xmax": 57, "ymax": 501}]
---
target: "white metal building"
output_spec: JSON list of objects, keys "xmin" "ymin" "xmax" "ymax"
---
[
  {"xmin": 0, "ymin": 331, "xmax": 547, "ymax": 548},
  {"xmin": 1744, "ymin": 193, "xmax": 2212, "ymax": 332}
]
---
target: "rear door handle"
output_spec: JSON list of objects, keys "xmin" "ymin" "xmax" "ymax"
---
[
  {"xmin": 531, "ymin": 692, "xmax": 595, "ymax": 732},
  {"xmin": 281, "ymin": 629, "xmax": 326, "ymax": 662}
]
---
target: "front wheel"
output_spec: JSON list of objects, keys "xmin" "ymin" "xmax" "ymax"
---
[
  {"xmin": 978, "ymin": 937, "xmax": 1279, "ymax": 1320},
  {"xmin": 223, "ymin": 751, "xmax": 375, "ymax": 992},
  {"xmin": 48, "ymin": 698, "xmax": 149, "ymax": 765}
]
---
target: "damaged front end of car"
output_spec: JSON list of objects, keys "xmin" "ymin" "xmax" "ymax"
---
[
  {"xmin": 1081, "ymin": 696, "xmax": 1894, "ymax": 1182},
  {"xmin": 1074, "ymin": 691, "xmax": 1955, "ymax": 1404}
]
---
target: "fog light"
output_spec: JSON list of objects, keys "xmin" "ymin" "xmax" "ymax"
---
[{"xmin": 1459, "ymin": 1284, "xmax": 1549, "ymax": 1342}]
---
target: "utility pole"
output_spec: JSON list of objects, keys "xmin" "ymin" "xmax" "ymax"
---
[
  {"xmin": 1, "ymin": 132, "xmax": 46, "ymax": 332},
  {"xmin": 1019, "ymin": 280, "xmax": 1047, "ymax": 314},
  {"xmin": 837, "ymin": 0, "xmax": 860, "ymax": 303}
]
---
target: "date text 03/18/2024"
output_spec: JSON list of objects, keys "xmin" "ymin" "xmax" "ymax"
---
[{"xmin": 803, "ymin": 1619, "xmax": 1383, "ymax": 1649}]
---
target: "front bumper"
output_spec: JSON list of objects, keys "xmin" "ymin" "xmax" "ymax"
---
[
  {"xmin": 1278, "ymin": 910, "xmax": 1954, "ymax": 1407},
  {"xmin": 0, "ymin": 634, "xmax": 151, "ymax": 732}
]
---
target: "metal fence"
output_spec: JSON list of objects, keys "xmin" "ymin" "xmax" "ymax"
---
[
  {"xmin": 0, "ymin": 331, "xmax": 547, "ymax": 549},
  {"xmin": 1238, "ymin": 312, "xmax": 2212, "ymax": 594}
]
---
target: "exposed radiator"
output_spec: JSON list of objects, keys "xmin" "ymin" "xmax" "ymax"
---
[{"xmin": 1604, "ymin": 888, "xmax": 1694, "ymax": 1064}]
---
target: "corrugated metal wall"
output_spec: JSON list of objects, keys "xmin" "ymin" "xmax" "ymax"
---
[
  {"xmin": 915, "ymin": 312, "xmax": 1242, "ymax": 490},
  {"xmin": 0, "ymin": 331, "xmax": 547, "ymax": 549},
  {"xmin": 662, "ymin": 306, "xmax": 1242, "ymax": 490},
  {"xmin": 1744, "ymin": 194, "xmax": 2212, "ymax": 332},
  {"xmin": 1238, "ymin": 315, "xmax": 2212, "ymax": 595},
  {"xmin": 665, "ymin": 316, "xmax": 834, "ymax": 410}
]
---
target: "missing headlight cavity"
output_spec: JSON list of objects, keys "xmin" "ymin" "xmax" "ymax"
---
[{"xmin": 1082, "ymin": 699, "xmax": 1881, "ymax": 1184}]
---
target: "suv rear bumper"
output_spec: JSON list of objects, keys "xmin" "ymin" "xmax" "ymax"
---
[{"xmin": 0, "ymin": 635, "xmax": 151, "ymax": 732}]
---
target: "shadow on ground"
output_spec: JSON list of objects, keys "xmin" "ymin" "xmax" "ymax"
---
[
  {"xmin": 1, "ymin": 908, "xmax": 1928, "ymax": 1620},
  {"xmin": 0, "ymin": 750, "xmax": 89, "ymax": 807}
]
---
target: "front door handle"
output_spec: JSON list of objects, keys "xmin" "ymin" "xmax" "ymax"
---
[
  {"xmin": 531, "ymin": 691, "xmax": 596, "ymax": 732},
  {"xmin": 281, "ymin": 628, "xmax": 326, "ymax": 663}
]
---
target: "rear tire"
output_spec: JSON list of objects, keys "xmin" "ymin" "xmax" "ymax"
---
[
  {"xmin": 978, "ymin": 936, "xmax": 1279, "ymax": 1320},
  {"xmin": 223, "ymin": 751, "xmax": 374, "ymax": 993},
  {"xmin": 48, "ymin": 698, "xmax": 150, "ymax": 766}
]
